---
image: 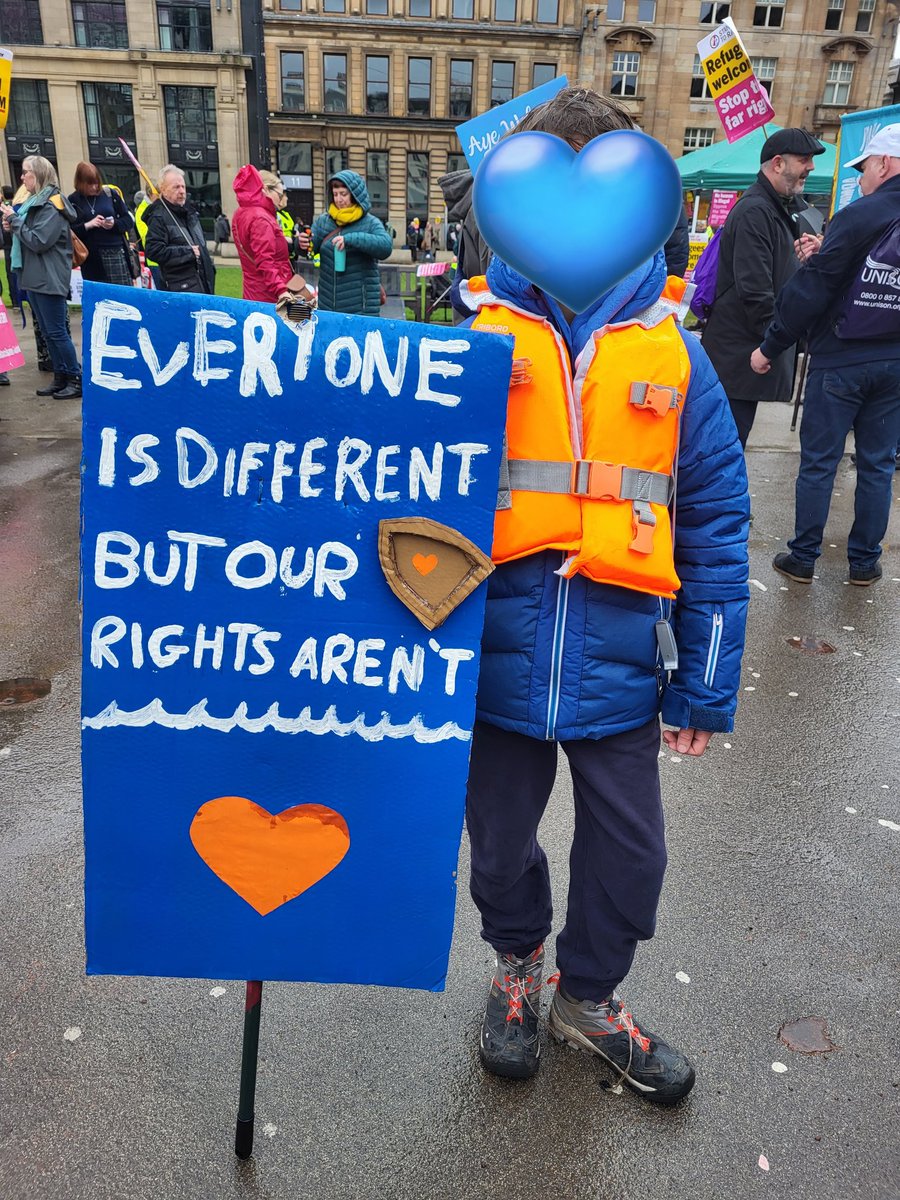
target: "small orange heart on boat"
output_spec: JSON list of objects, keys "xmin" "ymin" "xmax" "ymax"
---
[
  {"xmin": 189, "ymin": 796, "xmax": 350, "ymax": 916},
  {"xmin": 412, "ymin": 552, "xmax": 438, "ymax": 576}
]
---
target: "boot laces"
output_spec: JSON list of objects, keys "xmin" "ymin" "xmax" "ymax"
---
[{"xmin": 497, "ymin": 955, "xmax": 543, "ymax": 1025}]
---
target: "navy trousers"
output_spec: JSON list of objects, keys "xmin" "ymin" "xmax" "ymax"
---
[
  {"xmin": 465, "ymin": 718, "xmax": 667, "ymax": 1004},
  {"xmin": 790, "ymin": 361, "xmax": 900, "ymax": 569}
]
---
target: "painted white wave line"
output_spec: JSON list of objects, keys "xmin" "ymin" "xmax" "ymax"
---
[{"xmin": 81, "ymin": 698, "xmax": 471, "ymax": 744}]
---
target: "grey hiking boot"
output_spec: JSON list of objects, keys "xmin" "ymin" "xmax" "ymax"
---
[
  {"xmin": 479, "ymin": 945, "xmax": 544, "ymax": 1080},
  {"xmin": 549, "ymin": 986, "xmax": 695, "ymax": 1105}
]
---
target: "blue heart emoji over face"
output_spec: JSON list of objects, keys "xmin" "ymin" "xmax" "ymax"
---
[{"xmin": 472, "ymin": 130, "xmax": 684, "ymax": 313}]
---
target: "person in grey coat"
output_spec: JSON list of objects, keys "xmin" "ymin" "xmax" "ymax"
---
[
  {"xmin": 701, "ymin": 129, "xmax": 826, "ymax": 447},
  {"xmin": 144, "ymin": 165, "xmax": 215, "ymax": 295},
  {"xmin": 0, "ymin": 155, "xmax": 82, "ymax": 399}
]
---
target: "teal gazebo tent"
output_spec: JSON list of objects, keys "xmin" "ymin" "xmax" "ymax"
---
[{"xmin": 675, "ymin": 126, "xmax": 837, "ymax": 195}]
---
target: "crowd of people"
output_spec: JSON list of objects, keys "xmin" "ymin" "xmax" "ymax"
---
[{"xmin": 1, "ymin": 101, "xmax": 898, "ymax": 1105}]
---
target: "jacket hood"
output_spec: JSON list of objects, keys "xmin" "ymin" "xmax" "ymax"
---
[
  {"xmin": 328, "ymin": 170, "xmax": 371, "ymax": 213},
  {"xmin": 485, "ymin": 251, "xmax": 669, "ymax": 358},
  {"xmin": 438, "ymin": 169, "xmax": 474, "ymax": 221},
  {"xmin": 233, "ymin": 164, "xmax": 276, "ymax": 212}
]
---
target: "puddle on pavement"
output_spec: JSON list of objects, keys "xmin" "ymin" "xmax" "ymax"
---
[
  {"xmin": 787, "ymin": 637, "xmax": 836, "ymax": 654},
  {"xmin": 779, "ymin": 1017, "xmax": 837, "ymax": 1053},
  {"xmin": 0, "ymin": 677, "xmax": 52, "ymax": 706}
]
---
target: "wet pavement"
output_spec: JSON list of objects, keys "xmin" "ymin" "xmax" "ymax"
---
[{"xmin": 1, "ymin": 316, "xmax": 898, "ymax": 1200}]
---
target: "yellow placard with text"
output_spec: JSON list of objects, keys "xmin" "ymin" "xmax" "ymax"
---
[
  {"xmin": 0, "ymin": 49, "xmax": 12, "ymax": 131},
  {"xmin": 699, "ymin": 28, "xmax": 752, "ymax": 100}
]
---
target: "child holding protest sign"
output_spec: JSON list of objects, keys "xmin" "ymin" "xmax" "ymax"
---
[{"xmin": 461, "ymin": 88, "xmax": 750, "ymax": 1104}]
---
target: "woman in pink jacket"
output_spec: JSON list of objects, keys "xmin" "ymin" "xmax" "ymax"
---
[{"xmin": 232, "ymin": 165, "xmax": 304, "ymax": 304}]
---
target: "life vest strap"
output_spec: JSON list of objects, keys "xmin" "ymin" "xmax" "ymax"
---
[
  {"xmin": 505, "ymin": 459, "xmax": 672, "ymax": 505},
  {"xmin": 629, "ymin": 382, "xmax": 683, "ymax": 417}
]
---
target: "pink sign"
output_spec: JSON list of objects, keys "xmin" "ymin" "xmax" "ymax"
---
[
  {"xmin": 416, "ymin": 262, "xmax": 450, "ymax": 277},
  {"xmin": 714, "ymin": 76, "xmax": 775, "ymax": 144},
  {"xmin": 709, "ymin": 190, "xmax": 739, "ymax": 226},
  {"xmin": 0, "ymin": 300, "xmax": 25, "ymax": 370}
]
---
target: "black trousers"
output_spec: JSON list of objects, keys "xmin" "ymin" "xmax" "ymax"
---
[
  {"xmin": 728, "ymin": 398, "xmax": 758, "ymax": 448},
  {"xmin": 465, "ymin": 718, "xmax": 667, "ymax": 1003}
]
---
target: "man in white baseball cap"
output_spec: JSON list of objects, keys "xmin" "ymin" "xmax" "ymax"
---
[
  {"xmin": 751, "ymin": 121, "xmax": 900, "ymax": 586},
  {"xmin": 843, "ymin": 123, "xmax": 900, "ymax": 173}
]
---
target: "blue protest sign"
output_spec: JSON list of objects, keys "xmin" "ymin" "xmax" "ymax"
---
[
  {"xmin": 81, "ymin": 285, "xmax": 512, "ymax": 988},
  {"xmin": 833, "ymin": 103, "xmax": 900, "ymax": 212},
  {"xmin": 456, "ymin": 76, "xmax": 568, "ymax": 173}
]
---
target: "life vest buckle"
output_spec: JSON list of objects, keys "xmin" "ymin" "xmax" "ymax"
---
[
  {"xmin": 630, "ymin": 500, "xmax": 656, "ymax": 555},
  {"xmin": 630, "ymin": 382, "xmax": 682, "ymax": 418},
  {"xmin": 510, "ymin": 357, "xmax": 533, "ymax": 386},
  {"xmin": 572, "ymin": 460, "xmax": 623, "ymax": 500}
]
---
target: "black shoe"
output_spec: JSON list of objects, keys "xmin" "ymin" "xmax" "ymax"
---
[
  {"xmin": 849, "ymin": 562, "xmax": 882, "ymax": 586},
  {"xmin": 36, "ymin": 372, "xmax": 67, "ymax": 397},
  {"xmin": 549, "ymin": 987, "xmax": 696, "ymax": 1105},
  {"xmin": 0, "ymin": 372, "xmax": 9, "ymax": 386},
  {"xmin": 479, "ymin": 946, "xmax": 544, "ymax": 1080},
  {"xmin": 54, "ymin": 375, "xmax": 82, "ymax": 400},
  {"xmin": 772, "ymin": 551, "xmax": 814, "ymax": 584}
]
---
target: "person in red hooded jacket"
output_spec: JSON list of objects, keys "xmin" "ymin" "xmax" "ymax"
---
[{"xmin": 232, "ymin": 165, "xmax": 307, "ymax": 304}]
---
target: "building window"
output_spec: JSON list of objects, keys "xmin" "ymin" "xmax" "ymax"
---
[
  {"xmin": 495, "ymin": 0, "xmax": 516, "ymax": 18},
  {"xmin": 409, "ymin": 0, "xmax": 431, "ymax": 13},
  {"xmin": 367, "ymin": 0, "xmax": 388, "ymax": 11},
  {"xmin": 280, "ymin": 0, "xmax": 302, "ymax": 9},
  {"xmin": 366, "ymin": 150, "xmax": 389, "ymax": 220},
  {"xmin": 683, "ymin": 127, "xmax": 716, "ymax": 152},
  {"xmin": 163, "ymin": 85, "xmax": 216, "ymax": 145},
  {"xmin": 277, "ymin": 141, "xmax": 313, "ymax": 222},
  {"xmin": 691, "ymin": 54, "xmax": 712, "ymax": 98},
  {"xmin": 753, "ymin": 0, "xmax": 785, "ymax": 27},
  {"xmin": 699, "ymin": 1, "xmax": 729, "ymax": 21},
  {"xmin": 825, "ymin": 0, "xmax": 843, "ymax": 29},
  {"xmin": 323, "ymin": 0, "xmax": 345, "ymax": 10},
  {"xmin": 447, "ymin": 152, "xmax": 467, "ymax": 173},
  {"xmin": 536, "ymin": 0, "xmax": 558, "ymax": 22},
  {"xmin": 366, "ymin": 56, "xmax": 390, "ymax": 114},
  {"xmin": 491, "ymin": 61, "xmax": 515, "ymax": 107},
  {"xmin": 532, "ymin": 62, "xmax": 556, "ymax": 89},
  {"xmin": 449, "ymin": 59, "xmax": 474, "ymax": 119},
  {"xmin": 452, "ymin": 0, "xmax": 474, "ymax": 15},
  {"xmin": 407, "ymin": 151, "xmax": 429, "ymax": 220},
  {"xmin": 6, "ymin": 79, "xmax": 53, "ymax": 138},
  {"xmin": 611, "ymin": 51, "xmax": 640, "ymax": 97},
  {"xmin": 750, "ymin": 56, "xmax": 776, "ymax": 97},
  {"xmin": 407, "ymin": 57, "xmax": 431, "ymax": 116},
  {"xmin": 855, "ymin": 0, "xmax": 874, "ymax": 32},
  {"xmin": 823, "ymin": 60, "xmax": 854, "ymax": 105},
  {"xmin": 157, "ymin": 1, "xmax": 213, "ymax": 52},
  {"xmin": 607, "ymin": 0, "xmax": 625, "ymax": 18},
  {"xmin": 72, "ymin": 1, "xmax": 128, "ymax": 48},
  {"xmin": 281, "ymin": 52, "xmax": 305, "ymax": 112},
  {"xmin": 637, "ymin": 0, "xmax": 656, "ymax": 20},
  {"xmin": 0, "ymin": 0, "xmax": 44, "ymax": 44},
  {"xmin": 324, "ymin": 54, "xmax": 348, "ymax": 113},
  {"xmin": 83, "ymin": 82, "xmax": 135, "ymax": 141},
  {"xmin": 325, "ymin": 148, "xmax": 349, "ymax": 183}
]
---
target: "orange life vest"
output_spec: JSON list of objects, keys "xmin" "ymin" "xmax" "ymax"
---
[{"xmin": 464, "ymin": 276, "xmax": 692, "ymax": 600}]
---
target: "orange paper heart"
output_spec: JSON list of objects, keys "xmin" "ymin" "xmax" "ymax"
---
[
  {"xmin": 412, "ymin": 552, "xmax": 438, "ymax": 576},
  {"xmin": 189, "ymin": 796, "xmax": 350, "ymax": 916}
]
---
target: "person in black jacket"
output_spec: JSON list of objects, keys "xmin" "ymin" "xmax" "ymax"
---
[
  {"xmin": 701, "ymin": 128, "xmax": 825, "ymax": 447},
  {"xmin": 752, "ymin": 124, "xmax": 900, "ymax": 587},
  {"xmin": 663, "ymin": 205, "xmax": 690, "ymax": 278},
  {"xmin": 144, "ymin": 165, "xmax": 215, "ymax": 295}
]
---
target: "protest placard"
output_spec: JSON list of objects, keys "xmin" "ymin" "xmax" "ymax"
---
[
  {"xmin": 833, "ymin": 103, "xmax": 900, "ymax": 212},
  {"xmin": 0, "ymin": 49, "xmax": 12, "ymax": 131},
  {"xmin": 456, "ymin": 76, "xmax": 568, "ymax": 173},
  {"xmin": 697, "ymin": 19, "xmax": 774, "ymax": 144},
  {"xmin": 0, "ymin": 300, "xmax": 24, "ymax": 370},
  {"xmin": 81, "ymin": 285, "xmax": 513, "ymax": 989},
  {"xmin": 708, "ymin": 189, "xmax": 739, "ymax": 226}
]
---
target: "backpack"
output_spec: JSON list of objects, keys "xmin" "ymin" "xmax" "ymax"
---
[
  {"xmin": 688, "ymin": 229, "xmax": 722, "ymax": 319},
  {"xmin": 834, "ymin": 216, "xmax": 900, "ymax": 340}
]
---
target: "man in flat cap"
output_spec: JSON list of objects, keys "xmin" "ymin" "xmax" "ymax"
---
[
  {"xmin": 701, "ymin": 128, "xmax": 826, "ymax": 447},
  {"xmin": 752, "ymin": 124, "xmax": 900, "ymax": 586}
]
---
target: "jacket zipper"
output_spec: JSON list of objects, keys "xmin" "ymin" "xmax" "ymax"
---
[{"xmin": 704, "ymin": 610, "xmax": 723, "ymax": 689}]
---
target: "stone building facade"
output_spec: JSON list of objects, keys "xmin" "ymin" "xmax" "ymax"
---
[
  {"xmin": 0, "ymin": 0, "xmax": 252, "ymax": 225},
  {"xmin": 265, "ymin": 0, "xmax": 897, "ymax": 233}
]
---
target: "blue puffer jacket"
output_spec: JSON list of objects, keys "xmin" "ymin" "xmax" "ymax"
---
[
  {"xmin": 311, "ymin": 171, "xmax": 393, "ymax": 315},
  {"xmin": 475, "ymin": 253, "xmax": 750, "ymax": 741}
]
